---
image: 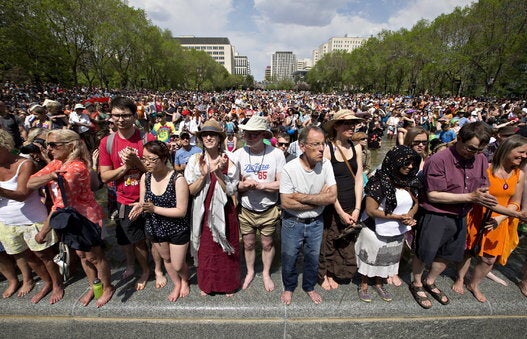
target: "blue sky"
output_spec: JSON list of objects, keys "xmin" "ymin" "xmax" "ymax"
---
[{"xmin": 129, "ymin": 0, "xmax": 475, "ymax": 81}]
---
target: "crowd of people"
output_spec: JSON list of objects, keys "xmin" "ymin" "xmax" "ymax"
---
[{"xmin": 1, "ymin": 83, "xmax": 527, "ymax": 309}]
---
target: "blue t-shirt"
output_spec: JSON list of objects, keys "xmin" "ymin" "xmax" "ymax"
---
[
  {"xmin": 174, "ymin": 145, "xmax": 202, "ymax": 166},
  {"xmin": 439, "ymin": 129, "xmax": 456, "ymax": 143}
]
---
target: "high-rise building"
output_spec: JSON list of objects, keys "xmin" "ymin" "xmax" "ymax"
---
[
  {"xmin": 174, "ymin": 36, "xmax": 236, "ymax": 74},
  {"xmin": 312, "ymin": 36, "xmax": 366, "ymax": 65},
  {"xmin": 264, "ymin": 66, "xmax": 272, "ymax": 81},
  {"xmin": 234, "ymin": 55, "xmax": 251, "ymax": 76},
  {"xmin": 271, "ymin": 51, "xmax": 297, "ymax": 80}
]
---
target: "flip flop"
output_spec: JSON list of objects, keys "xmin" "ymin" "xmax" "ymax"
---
[
  {"xmin": 409, "ymin": 284, "xmax": 432, "ymax": 309},
  {"xmin": 423, "ymin": 282, "xmax": 450, "ymax": 305}
]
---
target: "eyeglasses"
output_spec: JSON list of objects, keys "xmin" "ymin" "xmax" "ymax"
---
[
  {"xmin": 304, "ymin": 142, "xmax": 325, "ymax": 149},
  {"xmin": 358, "ymin": 138, "xmax": 367, "ymax": 141},
  {"xmin": 201, "ymin": 132, "xmax": 218, "ymax": 138},
  {"xmin": 412, "ymin": 140, "xmax": 429, "ymax": 146},
  {"xmin": 278, "ymin": 142, "xmax": 290, "ymax": 147},
  {"xmin": 339, "ymin": 121, "xmax": 357, "ymax": 127},
  {"xmin": 402, "ymin": 160, "xmax": 414, "ymax": 168},
  {"xmin": 141, "ymin": 156, "xmax": 160, "ymax": 163},
  {"xmin": 244, "ymin": 131, "xmax": 262, "ymax": 138},
  {"xmin": 463, "ymin": 143, "xmax": 485, "ymax": 153},
  {"xmin": 47, "ymin": 142, "xmax": 67, "ymax": 149},
  {"xmin": 111, "ymin": 114, "xmax": 134, "ymax": 120}
]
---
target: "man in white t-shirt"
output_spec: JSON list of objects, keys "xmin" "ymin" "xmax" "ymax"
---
[
  {"xmin": 234, "ymin": 115, "xmax": 286, "ymax": 292},
  {"xmin": 279, "ymin": 125, "xmax": 337, "ymax": 305}
]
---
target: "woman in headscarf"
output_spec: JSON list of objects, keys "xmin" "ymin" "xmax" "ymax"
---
[{"xmin": 355, "ymin": 145, "xmax": 421, "ymax": 302}]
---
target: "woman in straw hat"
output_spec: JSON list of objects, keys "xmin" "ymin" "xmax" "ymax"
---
[
  {"xmin": 184, "ymin": 119, "xmax": 241, "ymax": 296},
  {"xmin": 318, "ymin": 109, "xmax": 364, "ymax": 290}
]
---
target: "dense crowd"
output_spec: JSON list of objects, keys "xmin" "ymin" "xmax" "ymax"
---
[{"xmin": 1, "ymin": 83, "xmax": 527, "ymax": 308}]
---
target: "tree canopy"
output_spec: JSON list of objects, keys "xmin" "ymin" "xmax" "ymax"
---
[
  {"xmin": 306, "ymin": 0, "xmax": 527, "ymax": 97},
  {"xmin": 0, "ymin": 0, "xmax": 253, "ymax": 90}
]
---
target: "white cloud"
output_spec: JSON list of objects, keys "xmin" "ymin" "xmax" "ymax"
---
[{"xmin": 128, "ymin": 0, "xmax": 476, "ymax": 81}]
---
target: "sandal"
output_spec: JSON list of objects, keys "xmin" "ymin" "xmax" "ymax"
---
[
  {"xmin": 409, "ymin": 284, "xmax": 432, "ymax": 309},
  {"xmin": 423, "ymin": 281, "xmax": 450, "ymax": 305}
]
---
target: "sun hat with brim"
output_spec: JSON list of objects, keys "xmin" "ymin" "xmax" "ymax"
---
[
  {"xmin": 323, "ymin": 109, "xmax": 364, "ymax": 134},
  {"xmin": 238, "ymin": 115, "xmax": 272, "ymax": 138},
  {"xmin": 196, "ymin": 119, "xmax": 226, "ymax": 141},
  {"xmin": 74, "ymin": 103, "xmax": 85, "ymax": 110}
]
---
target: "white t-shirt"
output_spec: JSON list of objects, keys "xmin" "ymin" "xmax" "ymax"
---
[
  {"xmin": 234, "ymin": 145, "xmax": 286, "ymax": 212},
  {"xmin": 280, "ymin": 157, "xmax": 336, "ymax": 218},
  {"xmin": 374, "ymin": 188, "xmax": 413, "ymax": 237},
  {"xmin": 69, "ymin": 111, "xmax": 91, "ymax": 133}
]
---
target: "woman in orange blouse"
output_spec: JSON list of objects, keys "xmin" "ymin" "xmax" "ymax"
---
[
  {"xmin": 453, "ymin": 135, "xmax": 527, "ymax": 302},
  {"xmin": 28, "ymin": 129, "xmax": 114, "ymax": 307}
]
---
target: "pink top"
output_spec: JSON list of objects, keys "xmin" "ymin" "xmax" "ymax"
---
[{"xmin": 31, "ymin": 159, "xmax": 104, "ymax": 226}]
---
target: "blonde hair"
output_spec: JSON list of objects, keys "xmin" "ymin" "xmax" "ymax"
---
[
  {"xmin": 47, "ymin": 129, "xmax": 91, "ymax": 166},
  {"xmin": 26, "ymin": 128, "xmax": 50, "ymax": 143},
  {"xmin": 0, "ymin": 129, "xmax": 15, "ymax": 151}
]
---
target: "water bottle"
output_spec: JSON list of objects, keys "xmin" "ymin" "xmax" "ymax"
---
[{"xmin": 93, "ymin": 279, "xmax": 103, "ymax": 299}]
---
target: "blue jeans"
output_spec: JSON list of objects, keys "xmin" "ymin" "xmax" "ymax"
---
[{"xmin": 281, "ymin": 216, "xmax": 323, "ymax": 292}]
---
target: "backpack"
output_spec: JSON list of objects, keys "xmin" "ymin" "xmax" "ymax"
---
[{"xmin": 105, "ymin": 129, "xmax": 149, "ymax": 155}]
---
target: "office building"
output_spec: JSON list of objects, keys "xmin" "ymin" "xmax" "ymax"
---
[{"xmin": 271, "ymin": 51, "xmax": 297, "ymax": 80}]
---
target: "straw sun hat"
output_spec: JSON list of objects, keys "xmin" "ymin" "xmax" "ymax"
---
[
  {"xmin": 323, "ymin": 109, "xmax": 364, "ymax": 135},
  {"xmin": 238, "ymin": 115, "xmax": 273, "ymax": 138},
  {"xmin": 195, "ymin": 119, "xmax": 226, "ymax": 141}
]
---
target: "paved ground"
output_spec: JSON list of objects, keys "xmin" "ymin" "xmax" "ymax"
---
[{"xmin": 2, "ymin": 221, "xmax": 527, "ymax": 338}]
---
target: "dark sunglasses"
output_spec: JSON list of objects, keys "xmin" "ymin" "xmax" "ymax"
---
[
  {"xmin": 278, "ymin": 142, "xmax": 290, "ymax": 146},
  {"xmin": 47, "ymin": 141, "xmax": 67, "ymax": 149},
  {"xmin": 411, "ymin": 140, "xmax": 428, "ymax": 146}
]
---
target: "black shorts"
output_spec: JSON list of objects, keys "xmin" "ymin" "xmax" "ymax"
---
[
  {"xmin": 149, "ymin": 229, "xmax": 190, "ymax": 245},
  {"xmin": 415, "ymin": 211, "xmax": 466, "ymax": 265},
  {"xmin": 115, "ymin": 203, "xmax": 146, "ymax": 245}
]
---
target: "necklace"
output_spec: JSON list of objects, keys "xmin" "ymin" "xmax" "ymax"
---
[
  {"xmin": 248, "ymin": 145, "xmax": 267, "ymax": 174},
  {"xmin": 497, "ymin": 169, "xmax": 512, "ymax": 190}
]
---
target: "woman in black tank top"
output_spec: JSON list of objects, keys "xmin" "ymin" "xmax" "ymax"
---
[{"xmin": 319, "ymin": 110, "xmax": 365, "ymax": 290}]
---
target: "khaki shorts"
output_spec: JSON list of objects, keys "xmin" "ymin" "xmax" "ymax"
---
[
  {"xmin": 0, "ymin": 222, "xmax": 58, "ymax": 255},
  {"xmin": 239, "ymin": 205, "xmax": 280, "ymax": 236}
]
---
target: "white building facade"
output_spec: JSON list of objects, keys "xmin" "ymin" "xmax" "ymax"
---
[
  {"xmin": 174, "ymin": 36, "xmax": 236, "ymax": 74},
  {"xmin": 312, "ymin": 36, "xmax": 366, "ymax": 65},
  {"xmin": 271, "ymin": 51, "xmax": 297, "ymax": 80}
]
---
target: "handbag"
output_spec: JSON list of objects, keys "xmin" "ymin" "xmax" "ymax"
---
[
  {"xmin": 469, "ymin": 208, "xmax": 493, "ymax": 257},
  {"xmin": 49, "ymin": 174, "xmax": 102, "ymax": 252}
]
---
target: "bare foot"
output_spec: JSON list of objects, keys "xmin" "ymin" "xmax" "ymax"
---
[
  {"xmin": 31, "ymin": 283, "xmax": 52, "ymax": 304},
  {"xmin": 452, "ymin": 279, "xmax": 465, "ymax": 295},
  {"xmin": 280, "ymin": 291, "xmax": 293, "ymax": 305},
  {"xmin": 179, "ymin": 280, "xmax": 190, "ymax": 298},
  {"xmin": 327, "ymin": 276, "xmax": 339, "ymax": 290},
  {"xmin": 263, "ymin": 274, "xmax": 275, "ymax": 292},
  {"xmin": 467, "ymin": 284, "xmax": 487, "ymax": 303},
  {"xmin": 242, "ymin": 272, "xmax": 254, "ymax": 290},
  {"xmin": 519, "ymin": 281, "xmax": 527, "ymax": 297},
  {"xmin": 135, "ymin": 273, "xmax": 149, "ymax": 291},
  {"xmin": 168, "ymin": 285, "xmax": 180, "ymax": 302},
  {"xmin": 155, "ymin": 273, "xmax": 167, "ymax": 289},
  {"xmin": 390, "ymin": 275, "xmax": 402, "ymax": 287},
  {"xmin": 121, "ymin": 267, "xmax": 135, "ymax": 280},
  {"xmin": 306, "ymin": 290, "xmax": 323, "ymax": 304},
  {"xmin": 200, "ymin": 290, "xmax": 208, "ymax": 296},
  {"xmin": 320, "ymin": 276, "xmax": 331, "ymax": 291},
  {"xmin": 49, "ymin": 285, "xmax": 64, "ymax": 304},
  {"xmin": 79, "ymin": 289, "xmax": 94, "ymax": 306},
  {"xmin": 226, "ymin": 293, "xmax": 234, "ymax": 297},
  {"xmin": 2, "ymin": 280, "xmax": 19, "ymax": 298},
  {"xmin": 487, "ymin": 271, "xmax": 508, "ymax": 286},
  {"xmin": 17, "ymin": 280, "xmax": 35, "ymax": 297},
  {"xmin": 96, "ymin": 286, "xmax": 115, "ymax": 308}
]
